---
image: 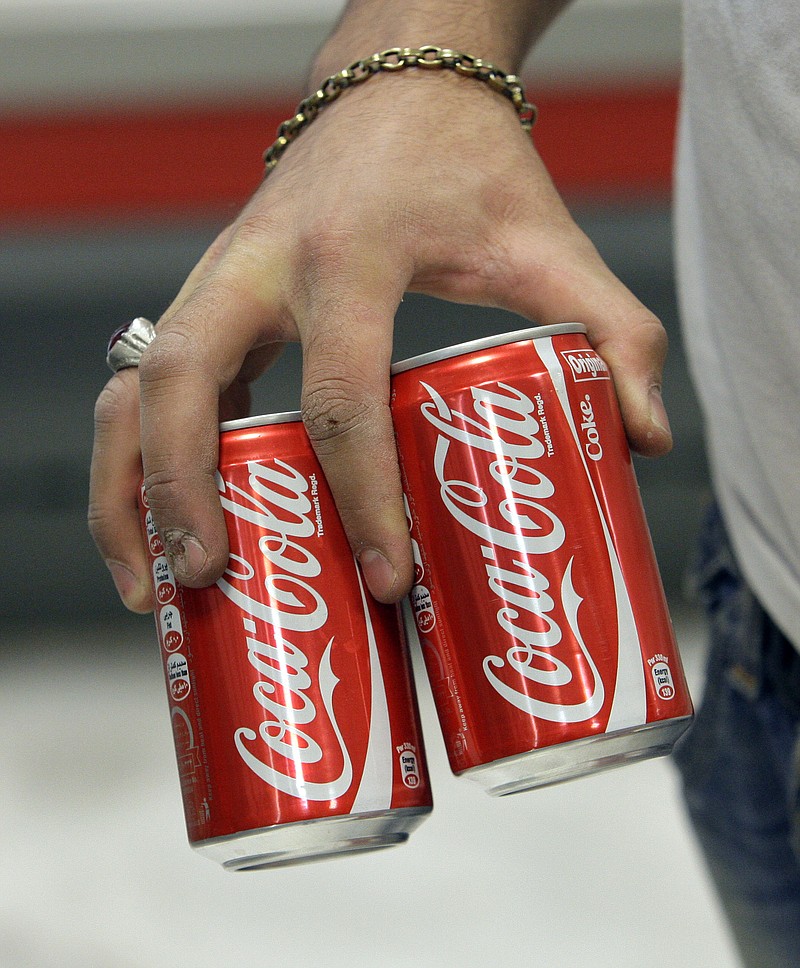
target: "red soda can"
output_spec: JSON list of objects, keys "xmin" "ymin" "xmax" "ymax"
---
[
  {"xmin": 391, "ymin": 324, "xmax": 693, "ymax": 795},
  {"xmin": 139, "ymin": 412, "xmax": 432, "ymax": 869}
]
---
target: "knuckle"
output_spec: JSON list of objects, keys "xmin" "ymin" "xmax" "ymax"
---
[
  {"xmin": 94, "ymin": 373, "xmax": 137, "ymax": 432},
  {"xmin": 642, "ymin": 312, "xmax": 669, "ymax": 346},
  {"xmin": 140, "ymin": 465, "xmax": 216, "ymax": 522},
  {"xmin": 140, "ymin": 468, "xmax": 186, "ymax": 518},
  {"xmin": 137, "ymin": 327, "xmax": 197, "ymax": 386},
  {"xmin": 86, "ymin": 500, "xmax": 137, "ymax": 559},
  {"xmin": 299, "ymin": 224, "xmax": 360, "ymax": 261},
  {"xmin": 631, "ymin": 313, "xmax": 669, "ymax": 368},
  {"xmin": 229, "ymin": 208, "xmax": 283, "ymax": 253},
  {"xmin": 301, "ymin": 376, "xmax": 377, "ymax": 445},
  {"xmin": 86, "ymin": 502, "xmax": 113, "ymax": 549},
  {"xmin": 291, "ymin": 224, "xmax": 361, "ymax": 295}
]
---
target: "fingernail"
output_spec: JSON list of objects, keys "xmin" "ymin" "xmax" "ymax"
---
[
  {"xmin": 163, "ymin": 530, "xmax": 208, "ymax": 582},
  {"xmin": 358, "ymin": 548, "xmax": 398, "ymax": 602},
  {"xmin": 108, "ymin": 561, "xmax": 139, "ymax": 601},
  {"xmin": 648, "ymin": 386, "xmax": 672, "ymax": 438},
  {"xmin": 108, "ymin": 561, "xmax": 151, "ymax": 612}
]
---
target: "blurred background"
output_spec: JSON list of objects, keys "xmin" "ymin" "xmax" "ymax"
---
[{"xmin": 1, "ymin": 1, "xmax": 736, "ymax": 966}]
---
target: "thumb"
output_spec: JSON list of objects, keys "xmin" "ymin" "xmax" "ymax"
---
[
  {"xmin": 495, "ymin": 219, "xmax": 672, "ymax": 457},
  {"xmin": 589, "ymin": 312, "xmax": 672, "ymax": 457}
]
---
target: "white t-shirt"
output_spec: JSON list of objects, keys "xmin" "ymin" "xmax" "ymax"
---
[{"xmin": 675, "ymin": 0, "xmax": 800, "ymax": 647}]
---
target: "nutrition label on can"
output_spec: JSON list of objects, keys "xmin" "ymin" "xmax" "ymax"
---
[{"xmin": 139, "ymin": 485, "xmax": 214, "ymax": 837}]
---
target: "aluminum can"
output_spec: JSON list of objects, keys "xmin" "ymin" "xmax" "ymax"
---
[
  {"xmin": 391, "ymin": 324, "xmax": 693, "ymax": 795},
  {"xmin": 139, "ymin": 412, "xmax": 432, "ymax": 869}
]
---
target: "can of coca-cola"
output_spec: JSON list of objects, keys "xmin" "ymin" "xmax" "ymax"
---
[
  {"xmin": 139, "ymin": 412, "xmax": 432, "ymax": 869},
  {"xmin": 391, "ymin": 324, "xmax": 693, "ymax": 795}
]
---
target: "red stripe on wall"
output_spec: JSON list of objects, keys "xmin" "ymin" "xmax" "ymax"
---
[
  {"xmin": 534, "ymin": 84, "xmax": 679, "ymax": 200},
  {"xmin": 0, "ymin": 83, "xmax": 678, "ymax": 225}
]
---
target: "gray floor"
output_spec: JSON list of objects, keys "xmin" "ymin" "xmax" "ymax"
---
[{"xmin": 0, "ymin": 609, "xmax": 738, "ymax": 968}]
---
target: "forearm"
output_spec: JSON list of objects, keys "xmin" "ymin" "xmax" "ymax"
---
[{"xmin": 312, "ymin": 0, "xmax": 571, "ymax": 82}]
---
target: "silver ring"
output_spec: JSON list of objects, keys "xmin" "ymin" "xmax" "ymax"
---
[{"xmin": 106, "ymin": 317, "xmax": 156, "ymax": 373}]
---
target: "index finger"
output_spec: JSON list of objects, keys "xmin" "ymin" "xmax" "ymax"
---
[{"xmin": 137, "ymin": 280, "xmax": 285, "ymax": 587}]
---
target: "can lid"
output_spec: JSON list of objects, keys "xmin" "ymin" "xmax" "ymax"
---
[
  {"xmin": 219, "ymin": 410, "xmax": 301, "ymax": 433},
  {"xmin": 390, "ymin": 322, "xmax": 586, "ymax": 374}
]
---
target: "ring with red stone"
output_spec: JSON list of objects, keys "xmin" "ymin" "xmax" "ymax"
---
[{"xmin": 106, "ymin": 317, "xmax": 157, "ymax": 373}]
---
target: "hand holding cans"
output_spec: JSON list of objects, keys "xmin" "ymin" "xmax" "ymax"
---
[{"xmin": 140, "ymin": 324, "xmax": 692, "ymax": 868}]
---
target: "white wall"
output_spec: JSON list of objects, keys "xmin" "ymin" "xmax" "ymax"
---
[{"xmin": 0, "ymin": 0, "xmax": 681, "ymax": 109}]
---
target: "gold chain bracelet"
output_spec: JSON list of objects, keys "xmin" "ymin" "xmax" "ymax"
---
[{"xmin": 263, "ymin": 45, "xmax": 537, "ymax": 176}]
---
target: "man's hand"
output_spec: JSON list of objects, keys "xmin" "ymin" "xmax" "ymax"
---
[{"xmin": 89, "ymin": 39, "xmax": 671, "ymax": 616}]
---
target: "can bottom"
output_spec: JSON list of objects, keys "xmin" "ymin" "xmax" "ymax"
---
[
  {"xmin": 192, "ymin": 806, "xmax": 432, "ymax": 871},
  {"xmin": 461, "ymin": 716, "xmax": 693, "ymax": 796}
]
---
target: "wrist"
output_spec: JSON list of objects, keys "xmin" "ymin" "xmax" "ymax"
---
[
  {"xmin": 267, "ymin": 47, "xmax": 536, "ymax": 177},
  {"xmin": 309, "ymin": 0, "xmax": 555, "ymax": 87}
]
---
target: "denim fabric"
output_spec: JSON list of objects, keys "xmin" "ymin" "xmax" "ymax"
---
[{"xmin": 674, "ymin": 505, "xmax": 800, "ymax": 967}]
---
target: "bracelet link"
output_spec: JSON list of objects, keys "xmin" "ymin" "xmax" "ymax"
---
[
  {"xmin": 262, "ymin": 45, "xmax": 537, "ymax": 176},
  {"xmin": 380, "ymin": 47, "xmax": 409, "ymax": 71},
  {"xmin": 453, "ymin": 54, "xmax": 480, "ymax": 77},
  {"xmin": 416, "ymin": 45, "xmax": 445, "ymax": 68}
]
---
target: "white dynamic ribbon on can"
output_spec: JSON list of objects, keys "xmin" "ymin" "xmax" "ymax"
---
[
  {"xmin": 350, "ymin": 561, "xmax": 394, "ymax": 813},
  {"xmin": 536, "ymin": 337, "xmax": 646, "ymax": 731}
]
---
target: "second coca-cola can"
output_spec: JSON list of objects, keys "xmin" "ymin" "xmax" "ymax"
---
[
  {"xmin": 391, "ymin": 324, "xmax": 693, "ymax": 795},
  {"xmin": 139, "ymin": 412, "xmax": 432, "ymax": 869}
]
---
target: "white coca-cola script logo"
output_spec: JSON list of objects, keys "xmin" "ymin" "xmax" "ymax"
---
[
  {"xmin": 419, "ymin": 381, "xmax": 604, "ymax": 722},
  {"xmin": 215, "ymin": 459, "xmax": 353, "ymax": 800}
]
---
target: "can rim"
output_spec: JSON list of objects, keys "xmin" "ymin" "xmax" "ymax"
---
[
  {"xmin": 219, "ymin": 410, "xmax": 301, "ymax": 433},
  {"xmin": 390, "ymin": 322, "xmax": 586, "ymax": 374}
]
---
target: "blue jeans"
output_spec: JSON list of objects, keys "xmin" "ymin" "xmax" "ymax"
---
[{"xmin": 674, "ymin": 505, "xmax": 800, "ymax": 967}]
